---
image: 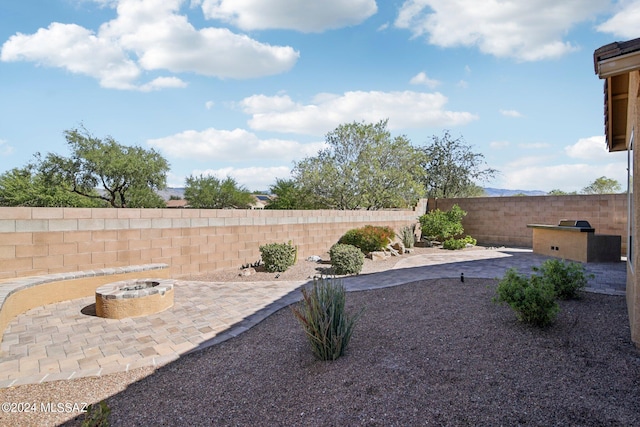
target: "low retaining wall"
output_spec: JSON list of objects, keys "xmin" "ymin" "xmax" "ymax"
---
[{"xmin": 0, "ymin": 264, "xmax": 169, "ymax": 342}]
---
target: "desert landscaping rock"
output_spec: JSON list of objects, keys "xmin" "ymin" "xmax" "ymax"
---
[{"xmin": 0, "ymin": 246, "xmax": 637, "ymax": 426}]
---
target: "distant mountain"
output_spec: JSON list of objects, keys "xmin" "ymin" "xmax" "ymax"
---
[
  {"xmin": 157, "ymin": 187, "xmax": 185, "ymax": 200},
  {"xmin": 483, "ymin": 188, "xmax": 547, "ymax": 197}
]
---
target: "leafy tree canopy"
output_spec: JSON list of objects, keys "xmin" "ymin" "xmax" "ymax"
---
[
  {"xmin": 0, "ymin": 165, "xmax": 104, "ymax": 207},
  {"xmin": 547, "ymin": 189, "xmax": 578, "ymax": 196},
  {"xmin": 265, "ymin": 178, "xmax": 319, "ymax": 210},
  {"xmin": 581, "ymin": 176, "xmax": 622, "ymax": 194},
  {"xmin": 293, "ymin": 119, "xmax": 426, "ymax": 210},
  {"xmin": 184, "ymin": 175, "xmax": 254, "ymax": 209},
  {"xmin": 35, "ymin": 127, "xmax": 169, "ymax": 208},
  {"xmin": 420, "ymin": 131, "xmax": 497, "ymax": 198}
]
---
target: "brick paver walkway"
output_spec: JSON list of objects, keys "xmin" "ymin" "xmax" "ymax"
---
[{"xmin": 0, "ymin": 248, "xmax": 626, "ymax": 388}]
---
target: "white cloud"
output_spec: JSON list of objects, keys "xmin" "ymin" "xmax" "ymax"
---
[
  {"xmin": 489, "ymin": 140, "xmax": 509, "ymax": 149},
  {"xmin": 1, "ymin": 0, "xmax": 299, "ymax": 89},
  {"xmin": 191, "ymin": 166, "xmax": 292, "ymax": 191},
  {"xmin": 240, "ymin": 90, "xmax": 478, "ymax": 135},
  {"xmin": 200, "ymin": 0, "xmax": 377, "ymax": 32},
  {"xmin": 597, "ymin": 1, "xmax": 640, "ymax": 38},
  {"xmin": 394, "ymin": 0, "xmax": 608, "ymax": 61},
  {"xmin": 500, "ymin": 109, "xmax": 523, "ymax": 118},
  {"xmin": 409, "ymin": 71, "xmax": 440, "ymax": 88},
  {"xmin": 498, "ymin": 161, "xmax": 627, "ymax": 192},
  {"xmin": 139, "ymin": 76, "xmax": 188, "ymax": 92},
  {"xmin": 205, "ymin": 101, "xmax": 215, "ymax": 109},
  {"xmin": 1, "ymin": 22, "xmax": 141, "ymax": 90},
  {"xmin": 565, "ymin": 136, "xmax": 610, "ymax": 160},
  {"xmin": 0, "ymin": 139, "xmax": 14, "ymax": 156},
  {"xmin": 497, "ymin": 139, "xmax": 628, "ymax": 191},
  {"xmin": 147, "ymin": 127, "xmax": 325, "ymax": 161}
]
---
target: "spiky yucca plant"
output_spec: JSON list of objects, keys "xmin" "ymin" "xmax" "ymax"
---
[{"xmin": 291, "ymin": 278, "xmax": 363, "ymax": 361}]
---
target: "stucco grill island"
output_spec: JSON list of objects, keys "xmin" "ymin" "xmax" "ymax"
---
[
  {"xmin": 527, "ymin": 219, "xmax": 621, "ymax": 263},
  {"xmin": 95, "ymin": 279, "xmax": 175, "ymax": 319}
]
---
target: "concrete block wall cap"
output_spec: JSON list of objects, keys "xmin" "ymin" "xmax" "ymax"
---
[{"xmin": 0, "ymin": 263, "xmax": 170, "ymax": 303}]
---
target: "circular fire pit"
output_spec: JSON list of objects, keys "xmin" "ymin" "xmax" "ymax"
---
[{"xmin": 95, "ymin": 279, "xmax": 174, "ymax": 319}]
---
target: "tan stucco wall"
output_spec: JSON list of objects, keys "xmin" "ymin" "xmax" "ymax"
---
[{"xmin": 531, "ymin": 228, "xmax": 590, "ymax": 263}]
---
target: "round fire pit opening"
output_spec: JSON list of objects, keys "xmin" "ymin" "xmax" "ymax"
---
[{"xmin": 95, "ymin": 279, "xmax": 174, "ymax": 319}]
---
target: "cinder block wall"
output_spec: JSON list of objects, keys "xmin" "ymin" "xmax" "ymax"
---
[
  {"xmin": 0, "ymin": 195, "xmax": 627, "ymax": 280},
  {"xmin": 0, "ymin": 200, "xmax": 428, "ymax": 280},
  {"xmin": 429, "ymin": 194, "xmax": 628, "ymax": 252}
]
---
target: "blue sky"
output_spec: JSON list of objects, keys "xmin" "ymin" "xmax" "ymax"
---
[{"xmin": 0, "ymin": 0, "xmax": 636, "ymax": 193}]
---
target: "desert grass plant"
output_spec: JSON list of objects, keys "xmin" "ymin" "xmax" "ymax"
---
[
  {"xmin": 494, "ymin": 268, "xmax": 559, "ymax": 327},
  {"xmin": 532, "ymin": 259, "xmax": 592, "ymax": 299},
  {"xmin": 291, "ymin": 278, "xmax": 364, "ymax": 361},
  {"xmin": 259, "ymin": 241, "xmax": 297, "ymax": 272},
  {"xmin": 329, "ymin": 243, "xmax": 364, "ymax": 275}
]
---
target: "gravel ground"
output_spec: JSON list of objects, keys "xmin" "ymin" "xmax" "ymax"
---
[{"xmin": 1, "ymin": 248, "xmax": 639, "ymax": 426}]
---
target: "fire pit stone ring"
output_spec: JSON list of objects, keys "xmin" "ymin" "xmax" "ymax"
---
[{"xmin": 95, "ymin": 279, "xmax": 175, "ymax": 319}]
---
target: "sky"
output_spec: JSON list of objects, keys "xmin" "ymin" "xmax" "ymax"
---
[{"xmin": 0, "ymin": 0, "xmax": 637, "ymax": 193}]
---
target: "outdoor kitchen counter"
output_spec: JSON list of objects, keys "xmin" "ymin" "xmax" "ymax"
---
[{"xmin": 527, "ymin": 221, "xmax": 621, "ymax": 263}]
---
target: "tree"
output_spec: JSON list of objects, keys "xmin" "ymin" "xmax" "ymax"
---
[
  {"xmin": 293, "ymin": 119, "xmax": 426, "ymax": 210},
  {"xmin": 184, "ymin": 175, "xmax": 254, "ymax": 209},
  {"xmin": 36, "ymin": 127, "xmax": 169, "ymax": 208},
  {"xmin": 126, "ymin": 187, "xmax": 167, "ymax": 208},
  {"xmin": 581, "ymin": 176, "xmax": 622, "ymax": 194},
  {"xmin": 265, "ymin": 178, "xmax": 319, "ymax": 210},
  {"xmin": 420, "ymin": 131, "xmax": 497, "ymax": 198},
  {"xmin": 0, "ymin": 165, "xmax": 104, "ymax": 207}
]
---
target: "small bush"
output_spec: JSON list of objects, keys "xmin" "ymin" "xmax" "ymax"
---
[
  {"xmin": 338, "ymin": 225, "xmax": 395, "ymax": 254},
  {"xmin": 419, "ymin": 204, "xmax": 466, "ymax": 242},
  {"xmin": 82, "ymin": 401, "xmax": 110, "ymax": 427},
  {"xmin": 259, "ymin": 241, "xmax": 297, "ymax": 272},
  {"xmin": 494, "ymin": 268, "xmax": 559, "ymax": 327},
  {"xmin": 400, "ymin": 224, "xmax": 417, "ymax": 248},
  {"xmin": 442, "ymin": 235, "xmax": 477, "ymax": 250},
  {"xmin": 330, "ymin": 243, "xmax": 364, "ymax": 275},
  {"xmin": 532, "ymin": 259, "xmax": 591, "ymax": 299},
  {"xmin": 291, "ymin": 278, "xmax": 364, "ymax": 361}
]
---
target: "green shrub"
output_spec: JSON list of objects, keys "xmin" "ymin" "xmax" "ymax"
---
[
  {"xmin": 291, "ymin": 278, "xmax": 364, "ymax": 361},
  {"xmin": 259, "ymin": 241, "xmax": 297, "ymax": 272},
  {"xmin": 532, "ymin": 259, "xmax": 591, "ymax": 299},
  {"xmin": 400, "ymin": 224, "xmax": 417, "ymax": 248},
  {"xmin": 82, "ymin": 401, "xmax": 111, "ymax": 427},
  {"xmin": 442, "ymin": 235, "xmax": 477, "ymax": 250},
  {"xmin": 330, "ymin": 243, "xmax": 364, "ymax": 275},
  {"xmin": 494, "ymin": 268, "xmax": 559, "ymax": 327},
  {"xmin": 419, "ymin": 204, "xmax": 466, "ymax": 242},
  {"xmin": 338, "ymin": 225, "xmax": 395, "ymax": 253}
]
